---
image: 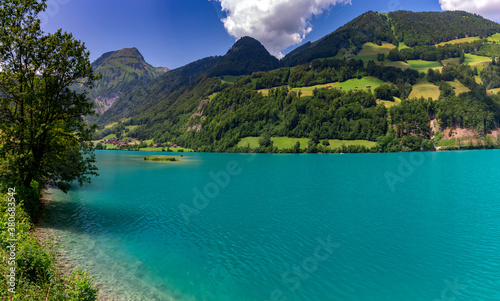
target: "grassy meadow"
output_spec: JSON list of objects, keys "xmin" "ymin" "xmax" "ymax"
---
[
  {"xmin": 464, "ymin": 54, "xmax": 491, "ymax": 66},
  {"xmin": 436, "ymin": 36, "xmax": 481, "ymax": 46},
  {"xmin": 357, "ymin": 42, "xmax": 395, "ymax": 56},
  {"xmin": 237, "ymin": 137, "xmax": 376, "ymax": 151},
  {"xmin": 354, "ymin": 42, "xmax": 395, "ymax": 62},
  {"xmin": 487, "ymin": 33, "xmax": 500, "ymax": 42},
  {"xmin": 447, "ymin": 80, "xmax": 470, "ymax": 95},
  {"xmin": 406, "ymin": 60, "xmax": 442, "ymax": 72},
  {"xmin": 384, "ymin": 61, "xmax": 411, "ymax": 69},
  {"xmin": 409, "ymin": 79, "xmax": 440, "ymax": 100},
  {"xmin": 441, "ymin": 58, "xmax": 460, "ymax": 66},
  {"xmin": 488, "ymin": 87, "xmax": 500, "ymax": 96},
  {"xmin": 377, "ymin": 97, "xmax": 402, "ymax": 108}
]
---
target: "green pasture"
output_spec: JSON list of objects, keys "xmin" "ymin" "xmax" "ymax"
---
[
  {"xmin": 357, "ymin": 42, "xmax": 395, "ymax": 56},
  {"xmin": 487, "ymin": 33, "xmax": 500, "ymax": 42},
  {"xmin": 441, "ymin": 58, "xmax": 460, "ymax": 66},
  {"xmin": 237, "ymin": 136, "xmax": 376, "ymax": 150},
  {"xmin": 464, "ymin": 54, "xmax": 491, "ymax": 66},
  {"xmin": 409, "ymin": 79, "xmax": 440, "ymax": 100},
  {"xmin": 377, "ymin": 97, "xmax": 402, "ymax": 108},
  {"xmin": 407, "ymin": 60, "xmax": 442, "ymax": 72},
  {"xmin": 290, "ymin": 76, "xmax": 385, "ymax": 96},
  {"xmin": 436, "ymin": 36, "xmax": 481, "ymax": 46},
  {"xmin": 447, "ymin": 80, "xmax": 470, "ymax": 95}
]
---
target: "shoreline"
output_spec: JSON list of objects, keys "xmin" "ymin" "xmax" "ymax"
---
[
  {"xmin": 34, "ymin": 191, "xmax": 119, "ymax": 301},
  {"xmin": 96, "ymin": 144, "xmax": 500, "ymax": 154}
]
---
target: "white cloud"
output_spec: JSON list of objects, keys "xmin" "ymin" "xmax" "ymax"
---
[
  {"xmin": 439, "ymin": 0, "xmax": 500, "ymax": 21},
  {"xmin": 213, "ymin": 0, "xmax": 351, "ymax": 58}
]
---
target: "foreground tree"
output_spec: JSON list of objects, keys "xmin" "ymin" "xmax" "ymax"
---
[{"xmin": 0, "ymin": 0, "xmax": 99, "ymax": 216}]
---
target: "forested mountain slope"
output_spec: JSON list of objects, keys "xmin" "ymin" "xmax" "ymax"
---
[
  {"xmin": 389, "ymin": 11, "xmax": 500, "ymax": 47},
  {"xmin": 75, "ymin": 47, "xmax": 168, "ymax": 119},
  {"xmin": 282, "ymin": 11, "xmax": 397, "ymax": 66}
]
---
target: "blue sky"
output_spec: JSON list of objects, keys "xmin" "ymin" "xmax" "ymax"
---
[{"xmin": 41, "ymin": 0, "xmax": 496, "ymax": 69}]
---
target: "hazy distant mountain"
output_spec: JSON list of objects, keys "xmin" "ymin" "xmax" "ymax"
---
[
  {"xmin": 97, "ymin": 55, "xmax": 222, "ymax": 126},
  {"xmin": 81, "ymin": 47, "xmax": 168, "ymax": 115}
]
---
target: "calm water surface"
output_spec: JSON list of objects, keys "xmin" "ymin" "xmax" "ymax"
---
[{"xmin": 41, "ymin": 150, "xmax": 500, "ymax": 300}]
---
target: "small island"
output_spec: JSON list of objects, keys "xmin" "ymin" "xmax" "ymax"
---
[{"xmin": 144, "ymin": 155, "xmax": 183, "ymax": 162}]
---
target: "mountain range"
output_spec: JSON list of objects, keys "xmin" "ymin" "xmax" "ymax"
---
[{"xmin": 90, "ymin": 10, "xmax": 500, "ymax": 153}]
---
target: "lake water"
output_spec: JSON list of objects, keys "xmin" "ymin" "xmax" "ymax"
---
[{"xmin": 41, "ymin": 150, "xmax": 500, "ymax": 301}]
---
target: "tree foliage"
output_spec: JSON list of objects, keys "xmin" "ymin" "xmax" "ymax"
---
[
  {"xmin": 0, "ymin": 0, "xmax": 98, "ymax": 215},
  {"xmin": 480, "ymin": 62, "xmax": 500, "ymax": 90}
]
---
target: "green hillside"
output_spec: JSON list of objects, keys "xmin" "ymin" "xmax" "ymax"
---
[
  {"xmin": 282, "ymin": 10, "xmax": 500, "ymax": 67},
  {"xmin": 94, "ymin": 10, "xmax": 500, "ymax": 153},
  {"xmin": 282, "ymin": 11, "xmax": 397, "ymax": 66},
  {"xmin": 389, "ymin": 11, "xmax": 500, "ymax": 47}
]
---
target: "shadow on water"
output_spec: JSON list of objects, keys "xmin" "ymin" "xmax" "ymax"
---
[{"xmin": 39, "ymin": 188, "xmax": 181, "ymax": 237}]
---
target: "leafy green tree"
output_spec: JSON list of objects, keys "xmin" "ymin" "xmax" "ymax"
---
[
  {"xmin": 309, "ymin": 130, "xmax": 320, "ymax": 144},
  {"xmin": 439, "ymin": 82, "xmax": 455, "ymax": 98},
  {"xmin": 387, "ymin": 48, "xmax": 404, "ymax": 61},
  {"xmin": 0, "ymin": 0, "xmax": 99, "ymax": 215},
  {"xmin": 307, "ymin": 140, "xmax": 317, "ymax": 153},
  {"xmin": 293, "ymin": 141, "xmax": 301, "ymax": 153},
  {"xmin": 259, "ymin": 132, "xmax": 272, "ymax": 147},
  {"xmin": 375, "ymin": 84, "xmax": 400, "ymax": 101},
  {"xmin": 459, "ymin": 51, "xmax": 465, "ymax": 64}
]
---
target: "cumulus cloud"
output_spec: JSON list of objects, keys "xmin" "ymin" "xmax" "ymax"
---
[
  {"xmin": 213, "ymin": 0, "xmax": 351, "ymax": 58},
  {"xmin": 440, "ymin": 0, "xmax": 500, "ymax": 21}
]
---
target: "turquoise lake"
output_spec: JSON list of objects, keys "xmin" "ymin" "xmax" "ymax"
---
[{"xmin": 41, "ymin": 150, "xmax": 500, "ymax": 300}]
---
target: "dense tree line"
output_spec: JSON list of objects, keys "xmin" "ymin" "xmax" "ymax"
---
[
  {"xmin": 389, "ymin": 44, "xmax": 464, "ymax": 61},
  {"xmin": 480, "ymin": 60, "xmax": 500, "ymax": 90},
  {"xmin": 475, "ymin": 44, "xmax": 500, "ymax": 58},
  {"xmin": 436, "ymin": 89, "xmax": 500, "ymax": 132},
  {"xmin": 175, "ymin": 87, "xmax": 388, "ymax": 152},
  {"xmin": 427, "ymin": 64, "xmax": 479, "ymax": 89}
]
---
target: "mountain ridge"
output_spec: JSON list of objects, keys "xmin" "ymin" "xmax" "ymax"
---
[
  {"xmin": 80, "ymin": 47, "xmax": 169, "ymax": 116},
  {"xmin": 207, "ymin": 36, "xmax": 281, "ymax": 76}
]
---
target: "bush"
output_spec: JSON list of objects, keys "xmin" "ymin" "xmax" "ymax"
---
[
  {"xmin": 0, "ymin": 194, "xmax": 98, "ymax": 300},
  {"xmin": 293, "ymin": 141, "xmax": 301, "ymax": 153},
  {"xmin": 259, "ymin": 133, "xmax": 272, "ymax": 147},
  {"xmin": 374, "ymin": 84, "xmax": 401, "ymax": 101}
]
